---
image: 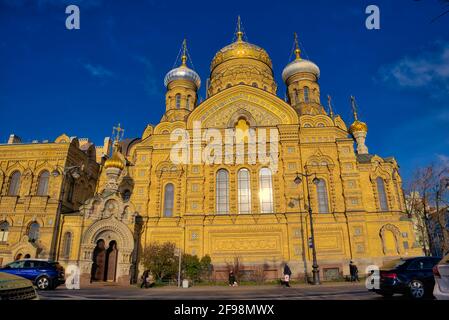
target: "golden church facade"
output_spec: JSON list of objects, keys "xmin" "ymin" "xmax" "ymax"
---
[{"xmin": 0, "ymin": 25, "xmax": 422, "ymax": 283}]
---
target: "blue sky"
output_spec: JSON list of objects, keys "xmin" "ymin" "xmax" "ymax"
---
[{"xmin": 0, "ymin": 0, "xmax": 448, "ymax": 184}]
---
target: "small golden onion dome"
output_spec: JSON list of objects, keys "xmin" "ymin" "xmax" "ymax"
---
[
  {"xmin": 210, "ymin": 38, "xmax": 272, "ymax": 71},
  {"xmin": 349, "ymin": 120, "xmax": 368, "ymax": 134},
  {"xmin": 104, "ymin": 151, "xmax": 125, "ymax": 170}
]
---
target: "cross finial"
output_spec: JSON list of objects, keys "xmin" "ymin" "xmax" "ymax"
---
[
  {"xmin": 181, "ymin": 39, "xmax": 187, "ymax": 66},
  {"xmin": 327, "ymin": 95, "xmax": 334, "ymax": 118},
  {"xmin": 236, "ymin": 15, "xmax": 243, "ymax": 41},
  {"xmin": 112, "ymin": 123, "xmax": 125, "ymax": 143},
  {"xmin": 350, "ymin": 96, "xmax": 359, "ymax": 121},
  {"xmin": 294, "ymin": 32, "xmax": 301, "ymax": 60}
]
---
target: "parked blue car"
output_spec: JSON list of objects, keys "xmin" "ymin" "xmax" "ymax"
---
[{"xmin": 0, "ymin": 259, "xmax": 65, "ymax": 290}]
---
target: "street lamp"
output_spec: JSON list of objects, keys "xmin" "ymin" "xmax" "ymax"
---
[
  {"xmin": 294, "ymin": 171, "xmax": 321, "ymax": 285},
  {"xmin": 49, "ymin": 165, "xmax": 84, "ymax": 261}
]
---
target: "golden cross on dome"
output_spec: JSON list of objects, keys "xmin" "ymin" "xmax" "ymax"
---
[
  {"xmin": 294, "ymin": 32, "xmax": 302, "ymax": 60},
  {"xmin": 327, "ymin": 95, "xmax": 334, "ymax": 118},
  {"xmin": 236, "ymin": 15, "xmax": 243, "ymax": 41},
  {"xmin": 350, "ymin": 96, "xmax": 359, "ymax": 121},
  {"xmin": 112, "ymin": 123, "xmax": 125, "ymax": 143},
  {"xmin": 181, "ymin": 39, "xmax": 187, "ymax": 66}
]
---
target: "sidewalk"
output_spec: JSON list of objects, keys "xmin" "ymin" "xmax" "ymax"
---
[{"xmin": 82, "ymin": 280, "xmax": 366, "ymax": 291}]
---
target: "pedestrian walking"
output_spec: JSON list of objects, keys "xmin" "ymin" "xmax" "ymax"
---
[
  {"xmin": 228, "ymin": 270, "xmax": 238, "ymax": 287},
  {"xmin": 349, "ymin": 261, "xmax": 360, "ymax": 282},
  {"xmin": 282, "ymin": 263, "xmax": 292, "ymax": 287},
  {"xmin": 141, "ymin": 270, "xmax": 155, "ymax": 288}
]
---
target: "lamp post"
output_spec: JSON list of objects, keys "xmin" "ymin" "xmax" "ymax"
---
[
  {"xmin": 50, "ymin": 165, "xmax": 84, "ymax": 261},
  {"xmin": 294, "ymin": 171, "xmax": 321, "ymax": 285}
]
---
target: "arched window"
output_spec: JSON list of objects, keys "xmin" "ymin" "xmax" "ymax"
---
[
  {"xmin": 216, "ymin": 169, "xmax": 229, "ymax": 214},
  {"xmin": 304, "ymin": 87, "xmax": 310, "ymax": 103},
  {"xmin": 28, "ymin": 222, "xmax": 40, "ymax": 242},
  {"xmin": 226, "ymin": 83, "xmax": 232, "ymax": 88},
  {"xmin": 37, "ymin": 170, "xmax": 50, "ymax": 196},
  {"xmin": 0, "ymin": 221, "xmax": 9, "ymax": 242},
  {"xmin": 316, "ymin": 179, "xmax": 329, "ymax": 213},
  {"xmin": 259, "ymin": 168, "xmax": 274, "ymax": 213},
  {"xmin": 376, "ymin": 177, "xmax": 389, "ymax": 211},
  {"xmin": 186, "ymin": 95, "xmax": 191, "ymax": 109},
  {"xmin": 8, "ymin": 171, "xmax": 21, "ymax": 196},
  {"xmin": 175, "ymin": 94, "xmax": 181, "ymax": 109},
  {"xmin": 252, "ymin": 82, "xmax": 258, "ymax": 88},
  {"xmin": 163, "ymin": 183, "xmax": 174, "ymax": 217},
  {"xmin": 238, "ymin": 168, "xmax": 251, "ymax": 214},
  {"xmin": 294, "ymin": 89, "xmax": 299, "ymax": 104},
  {"xmin": 62, "ymin": 232, "xmax": 72, "ymax": 258}
]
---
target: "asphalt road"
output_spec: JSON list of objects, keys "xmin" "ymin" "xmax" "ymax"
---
[{"xmin": 37, "ymin": 283, "xmax": 394, "ymax": 300}]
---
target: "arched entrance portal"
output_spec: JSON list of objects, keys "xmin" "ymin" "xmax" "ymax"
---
[
  {"xmin": 80, "ymin": 217, "xmax": 135, "ymax": 285},
  {"xmin": 91, "ymin": 239, "xmax": 119, "ymax": 282}
]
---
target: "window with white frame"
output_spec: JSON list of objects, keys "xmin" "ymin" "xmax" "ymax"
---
[
  {"xmin": 216, "ymin": 169, "xmax": 229, "ymax": 214},
  {"xmin": 316, "ymin": 178, "xmax": 330, "ymax": 213},
  {"xmin": 238, "ymin": 168, "xmax": 251, "ymax": 214},
  {"xmin": 163, "ymin": 183, "xmax": 174, "ymax": 217},
  {"xmin": 259, "ymin": 168, "xmax": 274, "ymax": 213}
]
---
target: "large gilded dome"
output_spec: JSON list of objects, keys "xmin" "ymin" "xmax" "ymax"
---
[
  {"xmin": 210, "ymin": 37, "xmax": 273, "ymax": 71},
  {"xmin": 207, "ymin": 27, "xmax": 277, "ymax": 96}
]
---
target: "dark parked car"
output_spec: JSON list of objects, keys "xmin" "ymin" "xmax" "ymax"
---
[
  {"xmin": 0, "ymin": 272, "xmax": 38, "ymax": 300},
  {"xmin": 372, "ymin": 256, "xmax": 441, "ymax": 299},
  {"xmin": 0, "ymin": 259, "xmax": 65, "ymax": 290}
]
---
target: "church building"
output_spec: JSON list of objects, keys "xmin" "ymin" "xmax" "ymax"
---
[{"xmin": 0, "ymin": 22, "xmax": 422, "ymax": 284}]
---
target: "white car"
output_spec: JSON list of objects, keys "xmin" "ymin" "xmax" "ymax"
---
[{"xmin": 433, "ymin": 253, "xmax": 449, "ymax": 300}]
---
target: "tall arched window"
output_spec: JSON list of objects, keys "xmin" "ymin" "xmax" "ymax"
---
[
  {"xmin": 0, "ymin": 221, "xmax": 9, "ymax": 242},
  {"xmin": 8, "ymin": 171, "xmax": 21, "ymax": 196},
  {"xmin": 259, "ymin": 168, "xmax": 274, "ymax": 213},
  {"xmin": 294, "ymin": 89, "xmax": 299, "ymax": 104},
  {"xmin": 216, "ymin": 169, "xmax": 229, "ymax": 214},
  {"xmin": 62, "ymin": 232, "xmax": 72, "ymax": 258},
  {"xmin": 163, "ymin": 183, "xmax": 174, "ymax": 217},
  {"xmin": 37, "ymin": 170, "xmax": 50, "ymax": 196},
  {"xmin": 238, "ymin": 168, "xmax": 251, "ymax": 214},
  {"xmin": 186, "ymin": 95, "xmax": 191, "ymax": 109},
  {"xmin": 376, "ymin": 177, "xmax": 389, "ymax": 211},
  {"xmin": 28, "ymin": 222, "xmax": 40, "ymax": 242},
  {"xmin": 303, "ymin": 86, "xmax": 310, "ymax": 103},
  {"xmin": 316, "ymin": 179, "xmax": 329, "ymax": 213},
  {"xmin": 175, "ymin": 94, "xmax": 181, "ymax": 109}
]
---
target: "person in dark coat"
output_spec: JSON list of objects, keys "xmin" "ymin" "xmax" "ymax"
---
[
  {"xmin": 349, "ymin": 261, "xmax": 359, "ymax": 282},
  {"xmin": 283, "ymin": 264, "xmax": 292, "ymax": 287},
  {"xmin": 141, "ymin": 270, "xmax": 155, "ymax": 288},
  {"xmin": 228, "ymin": 270, "xmax": 237, "ymax": 287},
  {"xmin": 141, "ymin": 270, "xmax": 149, "ymax": 288}
]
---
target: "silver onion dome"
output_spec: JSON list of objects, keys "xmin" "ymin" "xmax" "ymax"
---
[
  {"xmin": 164, "ymin": 65, "xmax": 201, "ymax": 89},
  {"xmin": 282, "ymin": 58, "xmax": 320, "ymax": 83}
]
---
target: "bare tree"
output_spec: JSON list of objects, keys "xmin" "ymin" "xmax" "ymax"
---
[{"xmin": 407, "ymin": 161, "xmax": 449, "ymax": 255}]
